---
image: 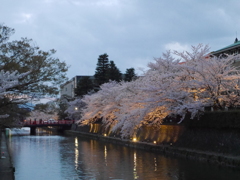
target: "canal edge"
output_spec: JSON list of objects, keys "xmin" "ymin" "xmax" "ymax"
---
[
  {"xmin": 0, "ymin": 131, "xmax": 15, "ymax": 180},
  {"xmin": 65, "ymin": 130, "xmax": 240, "ymax": 169}
]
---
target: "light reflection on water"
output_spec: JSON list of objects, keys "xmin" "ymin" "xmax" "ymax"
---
[
  {"xmin": 133, "ymin": 152, "xmax": 138, "ymax": 179},
  {"xmin": 75, "ymin": 137, "xmax": 79, "ymax": 171},
  {"xmin": 7, "ymin": 129, "xmax": 240, "ymax": 180}
]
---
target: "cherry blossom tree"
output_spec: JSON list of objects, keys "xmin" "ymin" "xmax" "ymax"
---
[
  {"xmin": 79, "ymin": 81, "xmax": 122, "ymax": 126},
  {"xmin": 27, "ymin": 110, "xmax": 57, "ymax": 122},
  {"xmin": 65, "ymin": 98, "xmax": 86, "ymax": 120},
  {"xmin": 77, "ymin": 80, "xmax": 168, "ymax": 138},
  {"xmin": 74, "ymin": 44, "xmax": 240, "ymax": 138},
  {"xmin": 0, "ymin": 24, "xmax": 69, "ymax": 127},
  {"xmin": 28, "ymin": 100, "xmax": 59, "ymax": 122},
  {"xmin": 0, "ymin": 70, "xmax": 30, "ymax": 127},
  {"xmin": 0, "ymin": 24, "xmax": 69, "ymax": 96},
  {"xmin": 173, "ymin": 44, "xmax": 240, "ymax": 111},
  {"xmin": 139, "ymin": 44, "xmax": 240, "ymax": 122}
]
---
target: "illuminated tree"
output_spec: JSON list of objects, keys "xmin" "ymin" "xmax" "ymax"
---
[
  {"xmin": 75, "ymin": 44, "xmax": 240, "ymax": 137},
  {"xmin": 65, "ymin": 98, "xmax": 86, "ymax": 120}
]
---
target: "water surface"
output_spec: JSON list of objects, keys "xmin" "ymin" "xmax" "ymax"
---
[{"xmin": 8, "ymin": 128, "xmax": 240, "ymax": 180}]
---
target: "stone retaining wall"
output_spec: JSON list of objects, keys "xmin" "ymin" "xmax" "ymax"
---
[{"xmin": 68, "ymin": 123, "xmax": 240, "ymax": 168}]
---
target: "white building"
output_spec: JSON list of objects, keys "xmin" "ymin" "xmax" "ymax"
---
[{"xmin": 60, "ymin": 76, "xmax": 94, "ymax": 98}]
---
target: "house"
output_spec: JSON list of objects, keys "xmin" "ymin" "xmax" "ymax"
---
[{"xmin": 60, "ymin": 75, "xmax": 94, "ymax": 98}]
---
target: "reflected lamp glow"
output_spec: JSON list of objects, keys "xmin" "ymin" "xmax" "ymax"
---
[
  {"xmin": 75, "ymin": 137, "xmax": 78, "ymax": 147},
  {"xmin": 154, "ymin": 157, "xmax": 157, "ymax": 171},
  {"xmin": 133, "ymin": 152, "xmax": 138, "ymax": 179},
  {"xmin": 104, "ymin": 145, "xmax": 107, "ymax": 166},
  {"xmin": 75, "ymin": 137, "xmax": 79, "ymax": 170}
]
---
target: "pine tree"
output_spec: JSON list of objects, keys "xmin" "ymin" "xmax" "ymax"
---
[
  {"xmin": 107, "ymin": 60, "xmax": 122, "ymax": 82},
  {"xmin": 124, "ymin": 68, "xmax": 136, "ymax": 82},
  {"xmin": 94, "ymin": 53, "xmax": 110, "ymax": 86},
  {"xmin": 75, "ymin": 76, "xmax": 94, "ymax": 97}
]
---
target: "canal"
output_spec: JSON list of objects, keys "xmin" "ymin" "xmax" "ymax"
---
[{"xmin": 7, "ymin": 128, "xmax": 240, "ymax": 180}]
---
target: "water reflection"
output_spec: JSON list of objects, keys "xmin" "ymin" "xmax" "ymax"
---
[
  {"xmin": 7, "ymin": 129, "xmax": 240, "ymax": 180},
  {"xmin": 104, "ymin": 145, "xmax": 107, "ymax": 166},
  {"xmin": 75, "ymin": 137, "xmax": 79, "ymax": 170},
  {"xmin": 154, "ymin": 157, "xmax": 157, "ymax": 171},
  {"xmin": 133, "ymin": 152, "xmax": 138, "ymax": 179}
]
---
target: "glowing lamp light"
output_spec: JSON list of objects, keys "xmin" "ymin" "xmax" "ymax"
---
[
  {"xmin": 75, "ymin": 107, "xmax": 78, "ymax": 111},
  {"xmin": 133, "ymin": 138, "xmax": 137, "ymax": 142},
  {"xmin": 104, "ymin": 133, "xmax": 107, "ymax": 137},
  {"xmin": 153, "ymin": 141, "xmax": 157, "ymax": 144}
]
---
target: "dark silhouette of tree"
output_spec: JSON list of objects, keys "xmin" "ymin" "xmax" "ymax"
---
[
  {"xmin": 94, "ymin": 53, "xmax": 110, "ymax": 86},
  {"xmin": 0, "ymin": 24, "xmax": 69, "ymax": 127},
  {"xmin": 124, "ymin": 68, "xmax": 136, "ymax": 82},
  {"xmin": 107, "ymin": 60, "xmax": 122, "ymax": 82},
  {"xmin": 0, "ymin": 97, "xmax": 30, "ymax": 127},
  {"xmin": 75, "ymin": 76, "xmax": 94, "ymax": 97},
  {"xmin": 0, "ymin": 24, "xmax": 69, "ymax": 96}
]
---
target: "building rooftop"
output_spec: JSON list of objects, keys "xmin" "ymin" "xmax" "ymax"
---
[{"xmin": 212, "ymin": 38, "xmax": 240, "ymax": 55}]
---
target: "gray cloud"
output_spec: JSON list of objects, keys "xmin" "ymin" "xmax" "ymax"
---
[{"xmin": 1, "ymin": 0, "xmax": 239, "ymax": 78}]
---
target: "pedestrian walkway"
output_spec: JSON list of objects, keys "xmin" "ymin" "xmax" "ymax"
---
[{"xmin": 0, "ymin": 131, "xmax": 15, "ymax": 180}]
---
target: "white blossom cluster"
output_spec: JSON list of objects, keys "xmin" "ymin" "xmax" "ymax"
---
[
  {"xmin": 0, "ymin": 70, "xmax": 30, "ymax": 119},
  {"xmin": 27, "ymin": 110, "xmax": 57, "ymax": 121},
  {"xmin": 64, "ymin": 98, "xmax": 86, "ymax": 120},
  {"xmin": 68, "ymin": 44, "xmax": 240, "ymax": 138}
]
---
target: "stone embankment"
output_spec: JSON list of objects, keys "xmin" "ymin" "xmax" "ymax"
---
[
  {"xmin": 66, "ymin": 124, "xmax": 240, "ymax": 169},
  {"xmin": 0, "ymin": 131, "xmax": 15, "ymax": 180}
]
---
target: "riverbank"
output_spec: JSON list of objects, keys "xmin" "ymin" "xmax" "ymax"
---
[
  {"xmin": 0, "ymin": 131, "xmax": 15, "ymax": 180},
  {"xmin": 66, "ymin": 128, "xmax": 240, "ymax": 169}
]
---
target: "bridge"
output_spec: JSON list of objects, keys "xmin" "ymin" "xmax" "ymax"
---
[{"xmin": 23, "ymin": 120, "xmax": 75, "ymax": 134}]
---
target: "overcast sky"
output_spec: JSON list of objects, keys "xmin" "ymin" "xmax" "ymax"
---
[{"xmin": 1, "ymin": 0, "xmax": 240, "ymax": 79}]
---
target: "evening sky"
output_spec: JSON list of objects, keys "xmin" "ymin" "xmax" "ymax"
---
[{"xmin": 1, "ymin": 0, "xmax": 239, "ymax": 78}]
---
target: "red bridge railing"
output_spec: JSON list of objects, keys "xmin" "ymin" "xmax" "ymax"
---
[{"xmin": 24, "ymin": 120, "xmax": 75, "ymax": 126}]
